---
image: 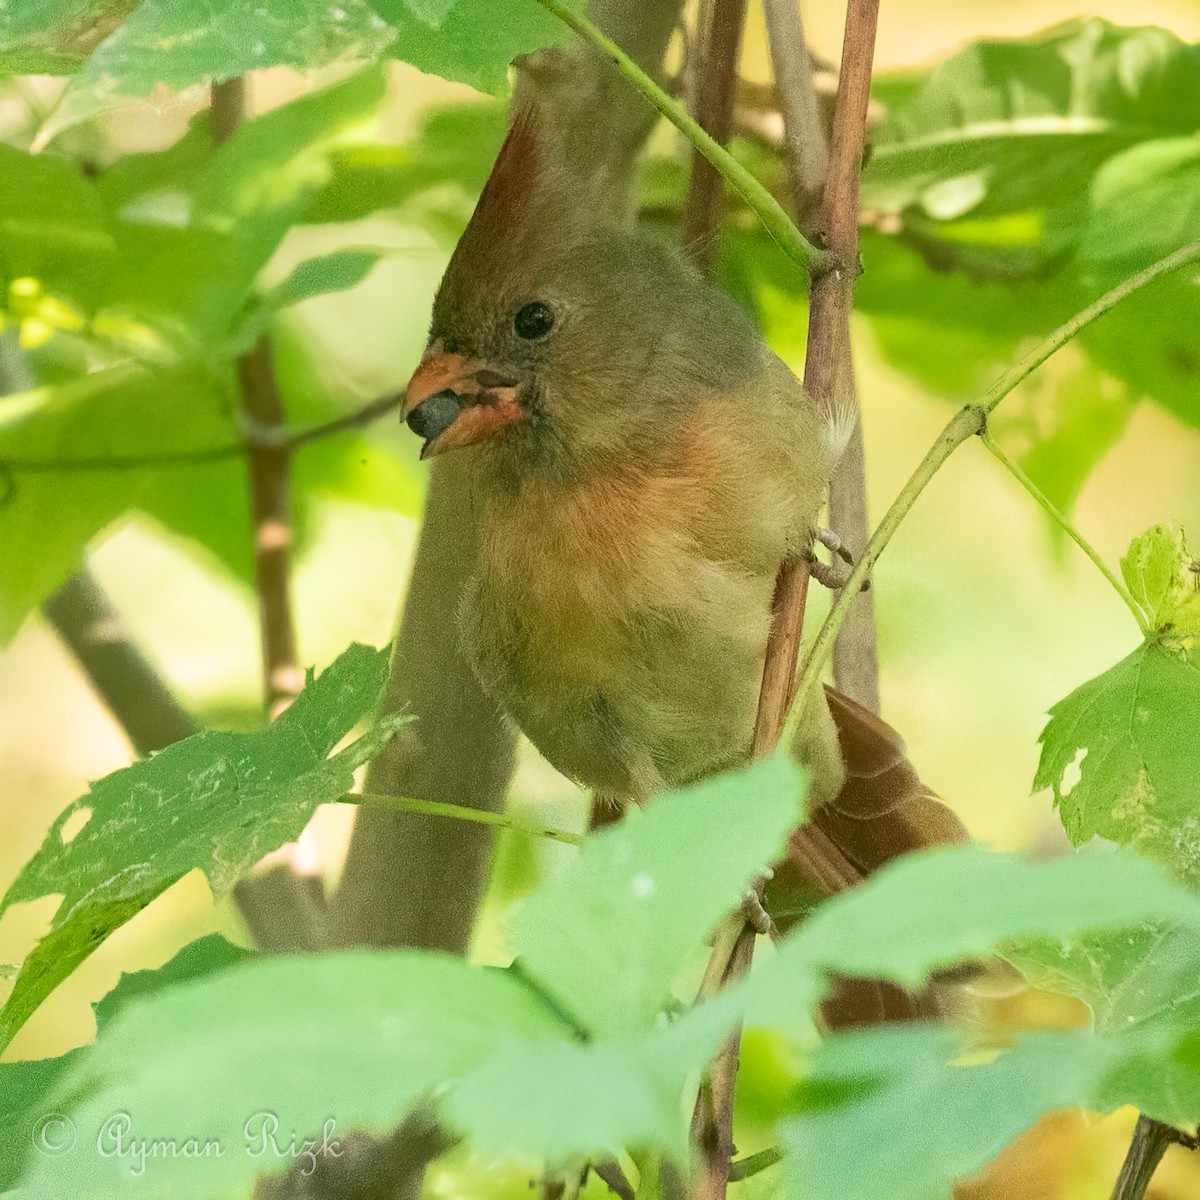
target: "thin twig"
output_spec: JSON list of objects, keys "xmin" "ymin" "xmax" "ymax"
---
[
  {"xmin": 677, "ymin": 0, "xmax": 788, "ymax": 1189},
  {"xmin": 211, "ymin": 78, "xmax": 325, "ymax": 964},
  {"xmin": 212, "ymin": 79, "xmax": 301, "ymax": 713},
  {"xmin": 686, "ymin": 3, "xmax": 882, "ymax": 1193},
  {"xmin": 791, "ymin": 239, "xmax": 1200, "ymax": 720},
  {"xmin": 761, "ymin": 0, "xmax": 828, "ymax": 229},
  {"xmin": 804, "ymin": 0, "xmax": 881, "ymax": 712},
  {"xmin": 535, "ymin": 0, "xmax": 829, "ymax": 274},
  {"xmin": 237, "ymin": 321, "xmax": 302, "ymax": 710},
  {"xmin": 0, "ymin": 390, "xmax": 404, "ymax": 477},
  {"xmin": 979, "ymin": 431, "xmax": 1150, "ymax": 634},
  {"xmin": 728, "ymin": 1146, "xmax": 782, "ymax": 1182},
  {"xmin": 680, "ymin": 0, "xmax": 749, "ymax": 269},
  {"xmin": 343, "ymin": 792, "xmax": 582, "ymax": 846},
  {"xmin": 1110, "ymin": 1115, "xmax": 1198, "ymax": 1200},
  {"xmin": 689, "ymin": 927, "xmax": 757, "ymax": 1199}
]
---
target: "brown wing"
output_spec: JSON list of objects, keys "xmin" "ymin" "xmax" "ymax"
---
[{"xmin": 767, "ymin": 686, "xmax": 970, "ymax": 1027}]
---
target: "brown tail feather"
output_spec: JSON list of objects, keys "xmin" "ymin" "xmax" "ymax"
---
[{"xmin": 769, "ymin": 686, "xmax": 970, "ymax": 1027}]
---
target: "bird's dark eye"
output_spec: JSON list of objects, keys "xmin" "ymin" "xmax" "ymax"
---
[{"xmin": 514, "ymin": 302, "xmax": 555, "ymax": 340}]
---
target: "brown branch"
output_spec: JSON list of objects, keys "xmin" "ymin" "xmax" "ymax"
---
[
  {"xmin": 209, "ymin": 75, "xmax": 245, "ymax": 145},
  {"xmin": 232, "ymin": 863, "xmax": 327, "ymax": 953},
  {"xmin": 680, "ymin": 0, "xmax": 750, "ymax": 269},
  {"xmin": 211, "ymin": 78, "xmax": 301, "ymax": 714},
  {"xmin": 689, "ymin": 925, "xmax": 758, "ymax": 1199},
  {"xmin": 236, "ymin": 339, "xmax": 303, "ymax": 711},
  {"xmin": 210, "ymin": 81, "xmax": 323, "ymax": 957},
  {"xmin": 761, "ymin": 0, "xmax": 828, "ymax": 231},
  {"xmin": 327, "ymin": 458, "xmax": 517, "ymax": 952},
  {"xmin": 43, "ymin": 570, "xmax": 200, "ymax": 755},
  {"xmin": 687, "ymin": 3, "xmax": 882, "ymax": 1195},
  {"xmin": 801, "ymin": 0, "xmax": 880, "ymax": 712},
  {"xmin": 0, "ymin": 390, "xmax": 405, "ymax": 477},
  {"xmin": 1111, "ymin": 1115, "xmax": 1198, "ymax": 1200},
  {"xmin": 828, "ymin": 423, "xmax": 878, "ymax": 708}
]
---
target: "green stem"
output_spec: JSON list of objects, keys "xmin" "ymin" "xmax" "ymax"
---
[
  {"xmin": 534, "ymin": 0, "xmax": 830, "ymax": 275},
  {"xmin": 979, "ymin": 430, "xmax": 1150, "ymax": 634},
  {"xmin": 729, "ymin": 1146, "xmax": 783, "ymax": 1182},
  {"xmin": 340, "ymin": 792, "xmax": 582, "ymax": 846},
  {"xmin": 791, "ymin": 239, "xmax": 1200, "ymax": 718}
]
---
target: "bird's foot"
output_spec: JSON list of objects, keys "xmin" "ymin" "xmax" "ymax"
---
[
  {"xmin": 740, "ymin": 886, "xmax": 775, "ymax": 937},
  {"xmin": 810, "ymin": 527, "xmax": 862, "ymax": 591}
]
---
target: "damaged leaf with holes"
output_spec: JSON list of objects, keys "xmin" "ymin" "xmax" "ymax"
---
[
  {"xmin": 1121, "ymin": 524, "xmax": 1200, "ymax": 644},
  {"xmin": 0, "ymin": 642, "xmax": 403, "ymax": 1053},
  {"xmin": 1035, "ymin": 527, "xmax": 1200, "ymax": 883}
]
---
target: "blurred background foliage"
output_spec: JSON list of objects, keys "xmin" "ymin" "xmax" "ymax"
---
[{"xmin": 0, "ymin": 0, "xmax": 1198, "ymax": 1195}]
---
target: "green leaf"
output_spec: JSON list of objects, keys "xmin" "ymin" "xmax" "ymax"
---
[
  {"xmin": 1121, "ymin": 525, "xmax": 1200, "ymax": 641},
  {"xmin": 1075, "ymin": 270, "xmax": 1200, "ymax": 433},
  {"xmin": 865, "ymin": 19, "xmax": 1200, "ymax": 271},
  {"xmin": 0, "ymin": 73, "xmax": 415, "ymax": 633},
  {"xmin": 0, "ymin": 341, "xmax": 417, "ymax": 637},
  {"xmin": 754, "ymin": 845, "xmax": 1200, "ymax": 1030},
  {"xmin": 96, "ymin": 69, "xmax": 387, "ymax": 346},
  {"xmin": 21, "ymin": 954, "xmax": 569, "ymax": 1197},
  {"xmin": 854, "ymin": 231, "xmax": 1081, "ymax": 399},
  {"xmin": 0, "ymin": 0, "xmax": 135, "ymax": 74},
  {"xmin": 233, "ymin": 250, "xmax": 387, "ymax": 352},
  {"xmin": 1013, "ymin": 922, "xmax": 1200, "ymax": 1123},
  {"xmin": 301, "ymin": 102, "xmax": 506, "ymax": 230},
  {"xmin": 781, "ymin": 1027, "xmax": 1118, "ymax": 1200},
  {"xmin": 759, "ymin": 849, "xmax": 1200, "ymax": 1195},
  {"xmin": 511, "ymin": 756, "xmax": 805, "ymax": 1037},
  {"xmin": 262, "ymin": 249, "xmax": 385, "ymax": 312},
  {"xmin": 269, "ymin": 321, "xmax": 422, "ymax": 517},
  {"xmin": 0, "ymin": 643, "xmax": 401, "ymax": 1052},
  {"xmin": 1080, "ymin": 137, "xmax": 1200, "ymax": 271},
  {"xmin": 1034, "ymin": 642, "xmax": 1200, "ymax": 881},
  {"xmin": 80, "ymin": 0, "xmax": 395, "ymax": 94},
  {"xmin": 71, "ymin": 0, "xmax": 579, "ymax": 97},
  {"xmin": 442, "ymin": 1002, "xmax": 735, "ymax": 1166},
  {"xmin": 373, "ymin": 0, "xmax": 582, "ymax": 94},
  {"xmin": 0, "ymin": 364, "xmax": 239, "ymax": 641},
  {"xmin": 402, "ymin": 0, "xmax": 463, "ymax": 24},
  {"xmin": 0, "ymin": 935, "xmax": 248, "ymax": 1191},
  {"xmin": 0, "ymin": 145, "xmax": 116, "ymax": 309}
]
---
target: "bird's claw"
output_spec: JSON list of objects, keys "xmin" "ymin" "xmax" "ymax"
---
[{"xmin": 810, "ymin": 527, "xmax": 865, "ymax": 591}]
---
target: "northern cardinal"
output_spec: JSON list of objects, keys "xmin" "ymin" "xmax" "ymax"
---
[{"xmin": 402, "ymin": 105, "xmax": 967, "ymax": 1019}]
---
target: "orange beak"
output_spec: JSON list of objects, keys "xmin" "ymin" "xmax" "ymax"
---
[{"xmin": 402, "ymin": 341, "xmax": 525, "ymax": 459}]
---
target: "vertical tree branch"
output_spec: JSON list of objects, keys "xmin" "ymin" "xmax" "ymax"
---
[
  {"xmin": 210, "ymin": 78, "xmax": 318, "ymax": 956},
  {"xmin": 1111, "ymin": 1115, "xmax": 1196, "ymax": 1200},
  {"xmin": 801, "ymin": 0, "xmax": 880, "ymax": 712},
  {"xmin": 675, "ymin": 0, "xmax": 814, "ymax": 1191},
  {"xmin": 327, "ymin": 461, "xmax": 518, "ymax": 951},
  {"xmin": 211, "ymin": 78, "xmax": 302, "ymax": 714},
  {"xmin": 761, "ymin": 0, "xmax": 828, "ymax": 230},
  {"xmin": 688, "ymin": 4, "xmax": 881, "ymax": 1195},
  {"xmin": 680, "ymin": 0, "xmax": 750, "ymax": 269},
  {"xmin": 42, "ymin": 571, "xmax": 200, "ymax": 754},
  {"xmin": 236, "ymin": 339, "xmax": 303, "ymax": 710}
]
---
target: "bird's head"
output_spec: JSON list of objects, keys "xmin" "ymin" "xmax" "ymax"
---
[{"xmin": 401, "ymin": 109, "xmax": 760, "ymax": 475}]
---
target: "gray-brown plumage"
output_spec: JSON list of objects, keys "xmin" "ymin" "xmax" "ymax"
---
[
  {"xmin": 402, "ymin": 107, "xmax": 968, "ymax": 1022},
  {"xmin": 405, "ymin": 110, "xmax": 847, "ymax": 802}
]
